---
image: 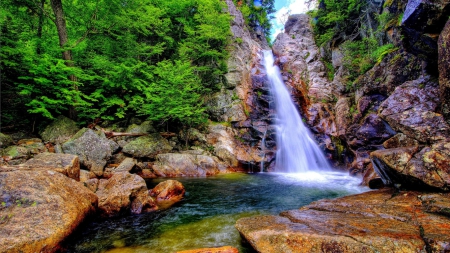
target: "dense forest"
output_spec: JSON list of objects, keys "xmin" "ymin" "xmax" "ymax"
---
[{"xmin": 0, "ymin": 0, "xmax": 274, "ymax": 133}]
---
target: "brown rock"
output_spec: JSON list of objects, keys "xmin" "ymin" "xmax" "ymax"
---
[
  {"xmin": 334, "ymin": 97, "xmax": 351, "ymax": 136},
  {"xmin": 80, "ymin": 169, "xmax": 96, "ymax": 183},
  {"xmin": 383, "ymin": 133, "xmax": 420, "ymax": 149},
  {"xmin": 150, "ymin": 180, "xmax": 185, "ymax": 209},
  {"xmin": 236, "ymin": 189, "xmax": 450, "ymax": 253},
  {"xmin": 439, "ymin": 19, "xmax": 450, "ymax": 124},
  {"xmin": 115, "ymin": 157, "xmax": 136, "ymax": 172},
  {"xmin": 0, "ymin": 170, "xmax": 97, "ymax": 253},
  {"xmin": 371, "ymin": 141, "xmax": 450, "ymax": 191},
  {"xmin": 95, "ymin": 172, "xmax": 156, "ymax": 217},
  {"xmin": 22, "ymin": 152, "xmax": 80, "ymax": 180},
  {"xmin": 176, "ymin": 246, "xmax": 239, "ymax": 253},
  {"xmin": 84, "ymin": 178, "xmax": 99, "ymax": 192}
]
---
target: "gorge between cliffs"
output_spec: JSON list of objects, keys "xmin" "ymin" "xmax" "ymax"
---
[{"xmin": 1, "ymin": 0, "xmax": 450, "ymax": 252}]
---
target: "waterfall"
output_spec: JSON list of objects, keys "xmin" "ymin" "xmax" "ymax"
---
[{"xmin": 263, "ymin": 50, "xmax": 331, "ymax": 173}]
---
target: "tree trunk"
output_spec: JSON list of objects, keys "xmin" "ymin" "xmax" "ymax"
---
[
  {"xmin": 36, "ymin": 0, "xmax": 45, "ymax": 55},
  {"xmin": 50, "ymin": 0, "xmax": 71, "ymax": 64},
  {"xmin": 50, "ymin": 0, "xmax": 77, "ymax": 119}
]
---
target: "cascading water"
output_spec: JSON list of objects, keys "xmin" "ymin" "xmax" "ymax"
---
[{"xmin": 263, "ymin": 50, "xmax": 331, "ymax": 173}]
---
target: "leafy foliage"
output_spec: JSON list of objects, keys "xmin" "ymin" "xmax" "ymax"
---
[
  {"xmin": 1, "ymin": 0, "xmax": 231, "ymax": 131},
  {"xmin": 233, "ymin": 0, "xmax": 275, "ymax": 41}
]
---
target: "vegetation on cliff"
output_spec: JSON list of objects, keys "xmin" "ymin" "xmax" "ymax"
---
[
  {"xmin": 0, "ymin": 0, "xmax": 231, "ymax": 131},
  {"xmin": 309, "ymin": 0, "xmax": 397, "ymax": 86}
]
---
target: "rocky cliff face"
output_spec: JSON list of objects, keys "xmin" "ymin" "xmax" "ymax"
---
[
  {"xmin": 272, "ymin": 1, "xmax": 450, "ymax": 190},
  {"xmin": 205, "ymin": 0, "xmax": 276, "ymax": 171}
]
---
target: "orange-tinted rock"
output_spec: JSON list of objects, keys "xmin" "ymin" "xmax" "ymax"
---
[
  {"xmin": 0, "ymin": 170, "xmax": 97, "ymax": 253},
  {"xmin": 95, "ymin": 172, "xmax": 156, "ymax": 217},
  {"xmin": 150, "ymin": 179, "xmax": 185, "ymax": 209},
  {"xmin": 176, "ymin": 246, "xmax": 239, "ymax": 253},
  {"xmin": 236, "ymin": 189, "xmax": 450, "ymax": 253}
]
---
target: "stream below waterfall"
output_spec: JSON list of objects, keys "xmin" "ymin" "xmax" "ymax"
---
[{"xmin": 65, "ymin": 172, "xmax": 368, "ymax": 253}]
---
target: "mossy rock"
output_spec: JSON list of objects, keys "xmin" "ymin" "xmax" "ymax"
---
[
  {"xmin": 125, "ymin": 121, "xmax": 156, "ymax": 134},
  {"xmin": 122, "ymin": 134, "xmax": 172, "ymax": 158},
  {"xmin": 40, "ymin": 115, "xmax": 79, "ymax": 144},
  {"xmin": 0, "ymin": 133, "xmax": 13, "ymax": 148}
]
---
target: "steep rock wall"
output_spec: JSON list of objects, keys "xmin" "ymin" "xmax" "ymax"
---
[{"xmin": 205, "ymin": 0, "xmax": 274, "ymax": 171}]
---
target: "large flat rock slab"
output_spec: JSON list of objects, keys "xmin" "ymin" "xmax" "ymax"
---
[
  {"xmin": 236, "ymin": 189, "xmax": 450, "ymax": 253},
  {"xmin": 0, "ymin": 170, "xmax": 98, "ymax": 253}
]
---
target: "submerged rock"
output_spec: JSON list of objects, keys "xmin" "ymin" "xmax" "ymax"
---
[
  {"xmin": 236, "ymin": 189, "xmax": 450, "ymax": 253},
  {"xmin": 0, "ymin": 170, "xmax": 98, "ymax": 253}
]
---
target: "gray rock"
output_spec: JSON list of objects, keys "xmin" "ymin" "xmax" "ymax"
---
[
  {"xmin": 152, "ymin": 153, "xmax": 225, "ymax": 177},
  {"xmin": 379, "ymin": 76, "xmax": 450, "ymax": 143},
  {"xmin": 40, "ymin": 115, "xmax": 79, "ymax": 144},
  {"xmin": 122, "ymin": 134, "xmax": 172, "ymax": 158},
  {"xmin": 62, "ymin": 128, "xmax": 119, "ymax": 176}
]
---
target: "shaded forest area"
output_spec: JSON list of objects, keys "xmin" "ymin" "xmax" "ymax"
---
[{"xmin": 1, "ymin": 0, "xmax": 233, "ymax": 133}]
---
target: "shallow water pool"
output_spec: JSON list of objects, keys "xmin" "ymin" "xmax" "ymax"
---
[{"xmin": 64, "ymin": 171, "xmax": 368, "ymax": 253}]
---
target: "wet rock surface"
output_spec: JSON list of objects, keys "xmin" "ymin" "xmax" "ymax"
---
[
  {"xmin": 0, "ymin": 170, "xmax": 98, "ymax": 253},
  {"xmin": 236, "ymin": 189, "xmax": 450, "ymax": 253},
  {"xmin": 150, "ymin": 179, "xmax": 185, "ymax": 209}
]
